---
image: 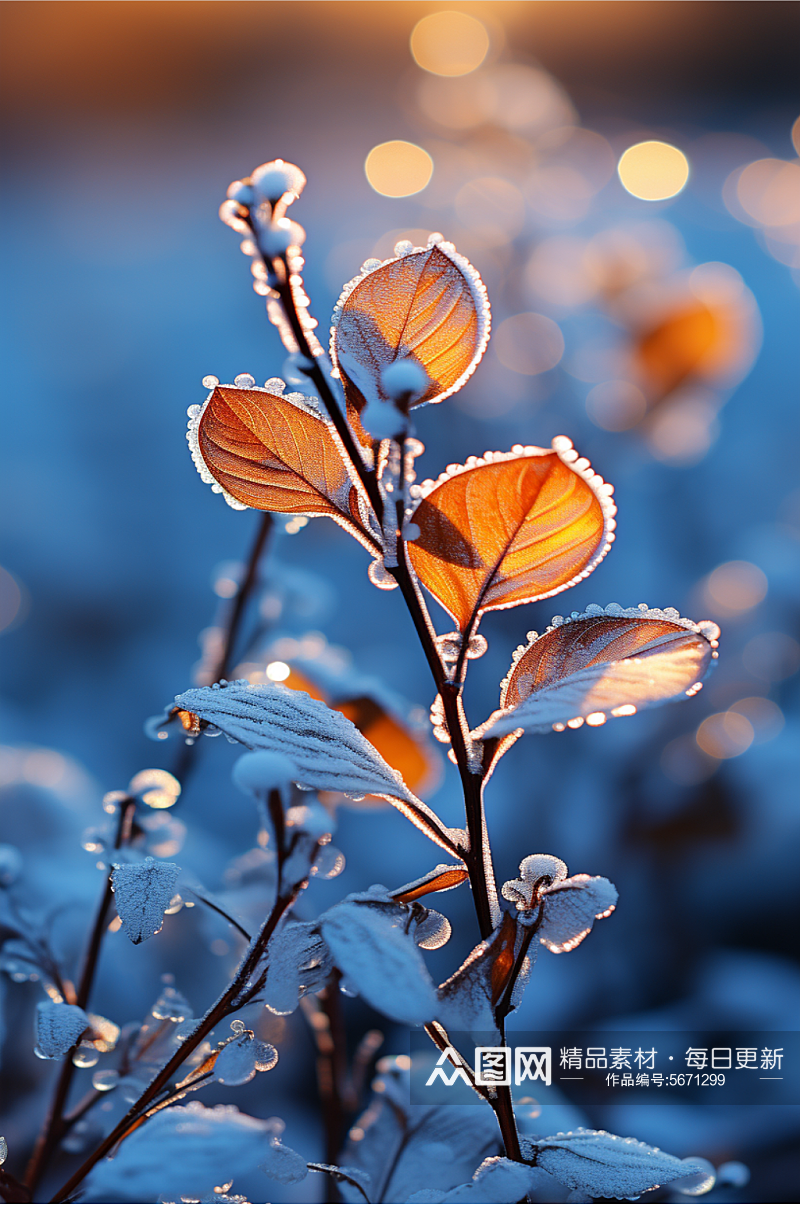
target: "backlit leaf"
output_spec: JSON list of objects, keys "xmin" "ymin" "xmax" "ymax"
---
[
  {"xmin": 331, "ymin": 239, "xmax": 490, "ymax": 413},
  {"xmin": 170, "ymin": 682, "xmax": 459, "ymax": 856},
  {"xmin": 392, "ymin": 863, "xmax": 469, "ymax": 904},
  {"xmin": 474, "ymin": 605, "xmax": 720, "ymax": 738},
  {"xmin": 636, "ymin": 301, "xmax": 719, "ymax": 399},
  {"xmin": 408, "ymin": 441, "xmax": 615, "ymax": 632},
  {"xmin": 187, "ymin": 382, "xmax": 375, "ymax": 550}
]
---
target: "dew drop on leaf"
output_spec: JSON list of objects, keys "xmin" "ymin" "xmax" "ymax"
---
[
  {"xmin": 72, "ymin": 1044, "xmax": 100, "ymax": 1068},
  {"xmin": 91, "ymin": 1069, "xmax": 120, "ymax": 1092},
  {"xmin": 368, "ymin": 559, "xmax": 398, "ymax": 590},
  {"xmin": 311, "ymin": 845, "xmax": 346, "ymax": 879}
]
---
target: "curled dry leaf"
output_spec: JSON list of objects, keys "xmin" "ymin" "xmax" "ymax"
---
[
  {"xmin": 392, "ymin": 863, "xmax": 469, "ymax": 904},
  {"xmin": 187, "ymin": 382, "xmax": 375, "ymax": 551},
  {"xmin": 474, "ymin": 605, "xmax": 720, "ymax": 739},
  {"xmin": 331, "ymin": 238, "xmax": 490, "ymax": 413},
  {"xmin": 408, "ymin": 440, "xmax": 615, "ymax": 633},
  {"xmin": 171, "ymin": 682, "xmax": 459, "ymax": 856}
]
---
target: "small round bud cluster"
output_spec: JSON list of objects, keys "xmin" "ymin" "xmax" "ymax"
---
[
  {"xmin": 381, "ymin": 359, "xmax": 429, "ymax": 402},
  {"xmin": 232, "ymin": 750, "xmax": 296, "ymax": 797},
  {"xmin": 251, "ymin": 161, "xmax": 306, "ymax": 205}
]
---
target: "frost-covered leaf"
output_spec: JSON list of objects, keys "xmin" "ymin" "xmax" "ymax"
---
[
  {"xmin": 426, "ymin": 1156, "xmax": 549, "ymax": 1204},
  {"xmin": 339, "ymin": 1079, "xmax": 499, "ymax": 1205},
  {"xmin": 171, "ymin": 682, "xmax": 458, "ymax": 855},
  {"xmin": 436, "ymin": 913, "xmax": 517, "ymax": 1033},
  {"xmin": 83, "ymin": 1103, "xmax": 303, "ymax": 1202},
  {"xmin": 475, "ymin": 607, "xmax": 720, "ymax": 738},
  {"xmin": 538, "ymin": 875, "xmax": 618, "ymax": 952},
  {"xmin": 214, "ymin": 1031, "xmax": 278, "ymax": 1085},
  {"xmin": 408, "ymin": 442, "xmax": 615, "ymax": 632},
  {"xmin": 188, "ymin": 383, "xmax": 373, "ymax": 549},
  {"xmin": 111, "ymin": 857, "xmax": 180, "ymax": 944},
  {"xmin": 319, "ymin": 897, "xmax": 437, "ymax": 1025},
  {"xmin": 392, "ymin": 863, "xmax": 469, "ymax": 903},
  {"xmin": 279, "ymin": 663, "xmax": 442, "ymax": 799},
  {"xmin": 526, "ymin": 1128, "xmax": 702, "ymax": 1200},
  {"xmin": 35, "ymin": 1001, "xmax": 89, "ymax": 1059},
  {"xmin": 331, "ymin": 240, "xmax": 490, "ymax": 413},
  {"xmin": 502, "ymin": 853, "xmax": 568, "ymax": 912},
  {"xmin": 260, "ymin": 1137, "xmax": 309, "ymax": 1184},
  {"xmin": 264, "ymin": 920, "xmax": 333, "ymax": 1016}
]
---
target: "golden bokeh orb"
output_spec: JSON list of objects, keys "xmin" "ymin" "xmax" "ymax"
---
[
  {"xmin": 617, "ymin": 140, "xmax": 690, "ymax": 201},
  {"xmin": 410, "ymin": 12, "xmax": 490, "ymax": 77},
  {"xmin": 365, "ymin": 141, "xmax": 434, "ymax": 198}
]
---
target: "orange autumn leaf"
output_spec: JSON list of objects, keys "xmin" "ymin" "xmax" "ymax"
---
[
  {"xmin": 188, "ymin": 383, "xmax": 375, "ymax": 550},
  {"xmin": 635, "ymin": 301, "xmax": 719, "ymax": 399},
  {"xmin": 408, "ymin": 441, "xmax": 616, "ymax": 632},
  {"xmin": 330, "ymin": 240, "xmax": 490, "ymax": 412},
  {"xmin": 392, "ymin": 864, "xmax": 469, "ymax": 904},
  {"xmin": 474, "ymin": 607, "xmax": 720, "ymax": 739}
]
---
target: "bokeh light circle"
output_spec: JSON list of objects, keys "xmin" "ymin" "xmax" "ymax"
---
[
  {"xmin": 617, "ymin": 140, "xmax": 690, "ymax": 201},
  {"xmin": 365, "ymin": 141, "xmax": 433, "ymax": 198},
  {"xmin": 410, "ymin": 12, "xmax": 490, "ymax": 77}
]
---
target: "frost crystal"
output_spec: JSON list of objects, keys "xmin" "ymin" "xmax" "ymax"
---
[
  {"xmin": 111, "ymin": 857, "xmax": 181, "ymax": 944},
  {"xmin": 35, "ymin": 1002, "xmax": 90, "ymax": 1059}
]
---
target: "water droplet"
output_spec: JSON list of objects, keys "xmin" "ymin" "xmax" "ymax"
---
[
  {"xmin": 311, "ymin": 845, "xmax": 345, "ymax": 880},
  {"xmin": 414, "ymin": 910, "xmax": 452, "ymax": 950},
  {"xmin": 368, "ymin": 559, "xmax": 398, "ymax": 590},
  {"xmin": 0, "ymin": 1136, "xmax": 7, "ymax": 1165},
  {"xmin": 466, "ymin": 633, "xmax": 488, "ymax": 660},
  {"xmin": 72, "ymin": 1044, "xmax": 100, "ymax": 1068},
  {"xmin": 233, "ymin": 373, "xmax": 256, "ymax": 388},
  {"xmin": 202, "ymin": 375, "xmax": 220, "ymax": 390},
  {"xmin": 230, "ymin": 1019, "xmax": 246, "ymax": 1035},
  {"xmin": 92, "ymin": 1069, "xmax": 120, "ymax": 1092}
]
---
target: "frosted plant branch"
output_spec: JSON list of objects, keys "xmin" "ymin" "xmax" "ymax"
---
[
  {"xmin": 261, "ymin": 219, "xmax": 521, "ymax": 1165},
  {"xmin": 244, "ymin": 218, "xmax": 385, "ymax": 526},
  {"xmin": 50, "ymin": 797, "xmax": 320, "ymax": 1204},
  {"xmin": 24, "ymin": 796, "xmax": 137, "ymax": 1199}
]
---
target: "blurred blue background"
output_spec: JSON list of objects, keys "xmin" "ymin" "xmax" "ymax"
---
[{"xmin": 1, "ymin": 3, "xmax": 798, "ymax": 1201}]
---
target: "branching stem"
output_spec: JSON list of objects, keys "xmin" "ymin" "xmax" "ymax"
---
[
  {"xmin": 49, "ymin": 882, "xmax": 302, "ymax": 1204},
  {"xmin": 24, "ymin": 797, "xmax": 136, "ymax": 1198}
]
